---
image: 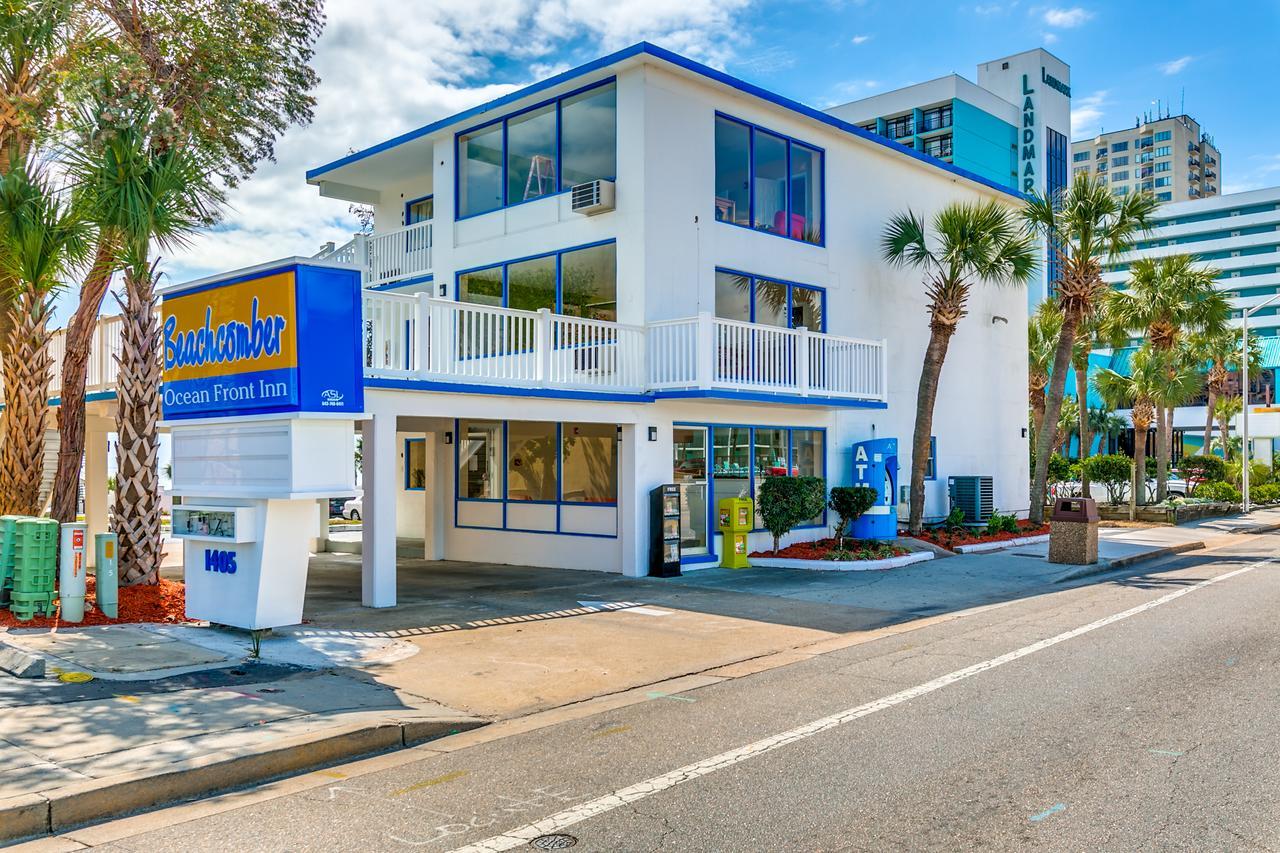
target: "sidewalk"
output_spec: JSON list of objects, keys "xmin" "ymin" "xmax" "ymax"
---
[{"xmin": 3, "ymin": 506, "xmax": 1277, "ymax": 842}]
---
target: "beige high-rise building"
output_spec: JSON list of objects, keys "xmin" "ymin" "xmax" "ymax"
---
[{"xmin": 1071, "ymin": 114, "xmax": 1220, "ymax": 203}]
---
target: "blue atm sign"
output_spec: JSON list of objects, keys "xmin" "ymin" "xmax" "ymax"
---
[{"xmin": 161, "ymin": 262, "xmax": 364, "ymax": 420}]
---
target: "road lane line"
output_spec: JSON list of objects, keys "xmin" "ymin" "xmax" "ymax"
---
[{"xmin": 450, "ymin": 558, "xmax": 1274, "ymax": 852}]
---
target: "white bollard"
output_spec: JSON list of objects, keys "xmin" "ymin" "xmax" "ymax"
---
[{"xmin": 59, "ymin": 523, "xmax": 88, "ymax": 623}]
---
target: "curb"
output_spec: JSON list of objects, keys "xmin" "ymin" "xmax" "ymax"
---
[
  {"xmin": 1238, "ymin": 521, "xmax": 1280, "ymax": 535},
  {"xmin": 748, "ymin": 551, "xmax": 934, "ymax": 572},
  {"xmin": 0, "ymin": 715, "xmax": 484, "ymax": 845},
  {"xmin": 1052, "ymin": 540, "xmax": 1207, "ymax": 583},
  {"xmin": 954, "ymin": 534, "xmax": 1050, "ymax": 554}
]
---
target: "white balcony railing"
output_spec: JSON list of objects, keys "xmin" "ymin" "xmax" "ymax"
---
[
  {"xmin": 352, "ymin": 220, "xmax": 433, "ymax": 288},
  {"xmin": 362, "ymin": 294, "xmax": 887, "ymax": 402}
]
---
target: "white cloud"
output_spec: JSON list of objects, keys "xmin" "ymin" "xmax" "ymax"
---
[
  {"xmin": 1071, "ymin": 90, "xmax": 1108, "ymax": 137},
  {"xmin": 1042, "ymin": 6, "xmax": 1093, "ymax": 27},
  {"xmin": 1042, "ymin": 31, "xmax": 1059, "ymax": 44},
  {"xmin": 1160, "ymin": 55, "xmax": 1194, "ymax": 75},
  {"xmin": 828, "ymin": 79, "xmax": 882, "ymax": 103},
  {"xmin": 851, "ymin": 34, "xmax": 872, "ymax": 44},
  {"xmin": 131, "ymin": 0, "xmax": 756, "ymax": 291},
  {"xmin": 973, "ymin": 4, "xmax": 1005, "ymax": 14}
]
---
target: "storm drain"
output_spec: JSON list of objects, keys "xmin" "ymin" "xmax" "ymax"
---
[{"xmin": 530, "ymin": 834, "xmax": 578, "ymax": 849}]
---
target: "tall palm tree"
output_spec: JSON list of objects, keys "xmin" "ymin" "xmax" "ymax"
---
[
  {"xmin": 882, "ymin": 200, "xmax": 1037, "ymax": 533},
  {"xmin": 1103, "ymin": 254, "xmax": 1229, "ymax": 499},
  {"xmin": 1088, "ymin": 407, "xmax": 1128, "ymax": 455},
  {"xmin": 1055, "ymin": 395, "xmax": 1080, "ymax": 456},
  {"xmin": 1024, "ymin": 174, "xmax": 1158, "ymax": 522},
  {"xmin": 1194, "ymin": 327, "xmax": 1261, "ymax": 456},
  {"xmin": 1215, "ymin": 394, "xmax": 1243, "ymax": 461},
  {"xmin": 1028, "ymin": 300, "xmax": 1062, "ymax": 446},
  {"xmin": 0, "ymin": 156, "xmax": 88, "ymax": 514}
]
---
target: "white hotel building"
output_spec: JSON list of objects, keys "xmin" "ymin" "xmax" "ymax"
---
[{"xmin": 274, "ymin": 43, "xmax": 1030, "ymax": 606}]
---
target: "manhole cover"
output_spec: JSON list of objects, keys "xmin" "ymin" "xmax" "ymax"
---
[{"xmin": 529, "ymin": 834, "xmax": 578, "ymax": 850}]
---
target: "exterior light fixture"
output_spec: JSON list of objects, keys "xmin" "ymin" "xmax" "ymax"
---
[
  {"xmin": 648, "ymin": 426, "xmax": 658, "ymax": 442},
  {"xmin": 443, "ymin": 431, "xmax": 453, "ymax": 445}
]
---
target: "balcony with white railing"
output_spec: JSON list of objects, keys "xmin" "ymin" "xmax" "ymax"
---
[
  {"xmin": 363, "ymin": 292, "xmax": 888, "ymax": 403},
  {"xmin": 317, "ymin": 219, "xmax": 434, "ymax": 289}
]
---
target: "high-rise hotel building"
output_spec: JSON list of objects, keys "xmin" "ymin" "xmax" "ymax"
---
[{"xmin": 1072, "ymin": 114, "xmax": 1220, "ymax": 203}]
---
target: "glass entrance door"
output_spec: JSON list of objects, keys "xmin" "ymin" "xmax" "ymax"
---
[{"xmin": 673, "ymin": 427, "xmax": 709, "ymax": 556}]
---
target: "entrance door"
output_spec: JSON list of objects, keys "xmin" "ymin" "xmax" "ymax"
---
[{"xmin": 673, "ymin": 427, "xmax": 709, "ymax": 556}]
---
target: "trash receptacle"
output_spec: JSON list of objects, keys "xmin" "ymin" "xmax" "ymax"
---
[
  {"xmin": 1048, "ymin": 497, "xmax": 1099, "ymax": 565},
  {"xmin": 717, "ymin": 497, "xmax": 754, "ymax": 569}
]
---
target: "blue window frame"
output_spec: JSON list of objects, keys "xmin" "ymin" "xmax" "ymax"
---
[
  {"xmin": 1045, "ymin": 127, "xmax": 1068, "ymax": 295},
  {"xmin": 713, "ymin": 113, "xmax": 824, "ymax": 245},
  {"xmin": 455, "ymin": 78, "xmax": 617, "ymax": 220},
  {"xmin": 404, "ymin": 438, "xmax": 427, "ymax": 490},
  {"xmin": 677, "ymin": 422, "xmax": 827, "ymax": 564},
  {"xmin": 456, "ymin": 239, "xmax": 617, "ymax": 321},
  {"xmin": 925, "ymin": 436, "xmax": 937, "ymax": 480},
  {"xmin": 713, "ymin": 268, "xmax": 826, "ymax": 331},
  {"xmin": 454, "ymin": 419, "xmax": 620, "ymax": 537},
  {"xmin": 405, "ymin": 195, "xmax": 434, "ymax": 225}
]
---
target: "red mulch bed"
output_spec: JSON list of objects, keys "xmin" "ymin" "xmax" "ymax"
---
[
  {"xmin": 0, "ymin": 577, "xmax": 188, "ymax": 629},
  {"xmin": 908, "ymin": 520, "xmax": 1049, "ymax": 552},
  {"xmin": 750, "ymin": 538, "xmax": 910, "ymax": 560}
]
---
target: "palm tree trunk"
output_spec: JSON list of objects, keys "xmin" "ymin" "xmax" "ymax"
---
[
  {"xmin": 113, "ymin": 264, "xmax": 163, "ymax": 586},
  {"xmin": 51, "ymin": 242, "xmax": 117, "ymax": 523},
  {"xmin": 1031, "ymin": 387, "xmax": 1046, "ymax": 446},
  {"xmin": 1133, "ymin": 425, "xmax": 1148, "ymax": 506},
  {"xmin": 1031, "ymin": 312, "xmax": 1081, "ymax": 523},
  {"xmin": 1165, "ymin": 407, "xmax": 1175, "ymax": 473},
  {"xmin": 908, "ymin": 324, "xmax": 955, "ymax": 534},
  {"xmin": 1220, "ymin": 412, "xmax": 1230, "ymax": 461},
  {"xmin": 1202, "ymin": 389, "xmax": 1216, "ymax": 456},
  {"xmin": 0, "ymin": 292, "xmax": 53, "ymax": 515},
  {"xmin": 1075, "ymin": 364, "xmax": 1092, "ymax": 494},
  {"xmin": 1155, "ymin": 405, "xmax": 1168, "ymax": 502}
]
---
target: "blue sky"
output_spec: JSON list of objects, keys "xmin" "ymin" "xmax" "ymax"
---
[{"xmin": 58, "ymin": 0, "xmax": 1278, "ymax": 324}]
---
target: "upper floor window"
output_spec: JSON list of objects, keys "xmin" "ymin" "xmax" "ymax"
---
[
  {"xmin": 923, "ymin": 134, "xmax": 952, "ymax": 159},
  {"xmin": 1155, "ymin": 145, "xmax": 1171, "ymax": 158},
  {"xmin": 456, "ymin": 80, "xmax": 617, "ymax": 219},
  {"xmin": 713, "ymin": 115, "xmax": 824, "ymax": 245},
  {"xmin": 1155, "ymin": 130, "xmax": 1172, "ymax": 142},
  {"xmin": 1073, "ymin": 151, "xmax": 1090, "ymax": 163},
  {"xmin": 1111, "ymin": 141, "xmax": 1129, "ymax": 152},
  {"xmin": 457, "ymin": 241, "xmax": 617, "ymax": 321},
  {"xmin": 1111, "ymin": 155, "xmax": 1129, "ymax": 166},
  {"xmin": 921, "ymin": 105, "xmax": 951, "ymax": 132},
  {"xmin": 714, "ymin": 269, "xmax": 824, "ymax": 331},
  {"xmin": 406, "ymin": 196, "xmax": 433, "ymax": 224}
]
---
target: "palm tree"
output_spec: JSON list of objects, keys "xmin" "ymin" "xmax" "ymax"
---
[
  {"xmin": 1215, "ymin": 394, "xmax": 1243, "ymax": 461},
  {"xmin": 1088, "ymin": 407, "xmax": 1128, "ymax": 455},
  {"xmin": 1103, "ymin": 254, "xmax": 1229, "ymax": 499},
  {"xmin": 0, "ymin": 156, "xmax": 88, "ymax": 514},
  {"xmin": 1055, "ymin": 395, "xmax": 1080, "ymax": 456},
  {"xmin": 1194, "ymin": 327, "xmax": 1261, "ymax": 456},
  {"xmin": 1024, "ymin": 175, "xmax": 1158, "ymax": 522},
  {"xmin": 1028, "ymin": 300, "xmax": 1062, "ymax": 446},
  {"xmin": 882, "ymin": 200, "xmax": 1037, "ymax": 533}
]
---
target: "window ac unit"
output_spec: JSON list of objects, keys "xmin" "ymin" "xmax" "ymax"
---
[
  {"xmin": 947, "ymin": 475, "xmax": 994, "ymax": 525},
  {"xmin": 571, "ymin": 180, "xmax": 615, "ymax": 215}
]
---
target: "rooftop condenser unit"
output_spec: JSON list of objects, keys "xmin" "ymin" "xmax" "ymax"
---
[{"xmin": 948, "ymin": 475, "xmax": 994, "ymax": 525}]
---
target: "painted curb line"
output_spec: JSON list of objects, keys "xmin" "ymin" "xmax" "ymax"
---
[
  {"xmin": 0, "ymin": 715, "xmax": 484, "ymax": 845},
  {"xmin": 954, "ymin": 534, "xmax": 1051, "ymax": 554},
  {"xmin": 749, "ymin": 551, "xmax": 934, "ymax": 572},
  {"xmin": 1052, "ymin": 540, "xmax": 1207, "ymax": 584}
]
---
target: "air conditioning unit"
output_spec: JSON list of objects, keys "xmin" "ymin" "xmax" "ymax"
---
[
  {"xmin": 571, "ymin": 180, "xmax": 615, "ymax": 215},
  {"xmin": 948, "ymin": 475, "xmax": 994, "ymax": 525}
]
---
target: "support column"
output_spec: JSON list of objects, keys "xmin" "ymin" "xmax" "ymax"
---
[
  {"xmin": 361, "ymin": 414, "xmax": 397, "ymax": 607},
  {"xmin": 84, "ymin": 417, "xmax": 111, "ymax": 568},
  {"xmin": 425, "ymin": 432, "xmax": 445, "ymax": 560},
  {"xmin": 619, "ymin": 420, "xmax": 674, "ymax": 578},
  {"xmin": 311, "ymin": 499, "xmax": 330, "ymax": 554}
]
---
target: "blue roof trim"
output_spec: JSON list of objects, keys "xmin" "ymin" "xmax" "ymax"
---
[{"xmin": 306, "ymin": 42, "xmax": 1023, "ymax": 200}]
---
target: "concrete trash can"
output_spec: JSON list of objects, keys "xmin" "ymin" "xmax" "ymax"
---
[{"xmin": 1048, "ymin": 497, "xmax": 1099, "ymax": 565}]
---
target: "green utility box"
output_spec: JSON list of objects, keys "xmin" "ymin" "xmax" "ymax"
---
[
  {"xmin": 9, "ymin": 518, "xmax": 59, "ymax": 620},
  {"xmin": 717, "ymin": 497, "xmax": 754, "ymax": 570},
  {"xmin": 0, "ymin": 514, "xmax": 20, "ymax": 607}
]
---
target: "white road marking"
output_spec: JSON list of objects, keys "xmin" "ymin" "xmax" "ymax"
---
[{"xmin": 449, "ymin": 558, "xmax": 1274, "ymax": 852}]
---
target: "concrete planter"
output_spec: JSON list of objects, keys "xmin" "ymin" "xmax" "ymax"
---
[
  {"xmin": 953, "ymin": 534, "xmax": 1050, "ymax": 554},
  {"xmin": 1091, "ymin": 502, "xmax": 1236, "ymax": 524},
  {"xmin": 749, "ymin": 551, "xmax": 934, "ymax": 572}
]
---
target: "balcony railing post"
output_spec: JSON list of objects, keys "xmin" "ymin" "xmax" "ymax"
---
[
  {"xmin": 695, "ymin": 312, "xmax": 715, "ymax": 389},
  {"xmin": 879, "ymin": 338, "xmax": 889, "ymax": 401},
  {"xmin": 353, "ymin": 233, "xmax": 370, "ymax": 284},
  {"xmin": 536, "ymin": 308, "xmax": 553, "ymax": 385},
  {"xmin": 796, "ymin": 327, "xmax": 810, "ymax": 396},
  {"xmin": 415, "ymin": 293, "xmax": 431, "ymax": 379}
]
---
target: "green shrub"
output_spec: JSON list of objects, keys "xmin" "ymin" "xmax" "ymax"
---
[
  {"xmin": 828, "ymin": 486, "xmax": 878, "ymax": 546},
  {"xmin": 943, "ymin": 506, "xmax": 966, "ymax": 531},
  {"xmin": 1047, "ymin": 453, "xmax": 1073, "ymax": 483},
  {"xmin": 1178, "ymin": 455, "xmax": 1226, "ymax": 489},
  {"xmin": 758, "ymin": 476, "xmax": 827, "ymax": 554},
  {"xmin": 1251, "ymin": 483, "xmax": 1280, "ymax": 504},
  {"xmin": 1145, "ymin": 455, "xmax": 1157, "ymax": 478},
  {"xmin": 985, "ymin": 509, "xmax": 1020, "ymax": 536},
  {"xmin": 1195, "ymin": 481, "xmax": 1242, "ymax": 503},
  {"xmin": 1081, "ymin": 454, "xmax": 1133, "ymax": 504}
]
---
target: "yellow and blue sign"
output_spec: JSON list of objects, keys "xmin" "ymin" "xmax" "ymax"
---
[{"xmin": 162, "ymin": 262, "xmax": 363, "ymax": 420}]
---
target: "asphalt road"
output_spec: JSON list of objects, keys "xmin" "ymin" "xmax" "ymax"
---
[{"xmin": 45, "ymin": 535, "xmax": 1280, "ymax": 852}]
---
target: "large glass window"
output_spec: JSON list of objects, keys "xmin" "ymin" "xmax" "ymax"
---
[
  {"xmin": 458, "ymin": 266, "xmax": 503, "ymax": 306},
  {"xmin": 507, "ymin": 422, "xmax": 557, "ymax": 502},
  {"xmin": 712, "ymin": 426, "xmax": 751, "ymax": 513},
  {"xmin": 560, "ymin": 84, "xmax": 616, "ymax": 189},
  {"xmin": 713, "ymin": 269, "xmax": 825, "ymax": 331},
  {"xmin": 714, "ymin": 116, "xmax": 750, "ymax": 227},
  {"xmin": 752, "ymin": 427, "xmax": 789, "ymax": 526},
  {"xmin": 714, "ymin": 115, "xmax": 824, "ymax": 244},
  {"xmin": 506, "ymin": 255, "xmax": 556, "ymax": 313},
  {"xmin": 560, "ymin": 243, "xmax": 617, "ymax": 321},
  {"xmin": 673, "ymin": 427, "xmax": 709, "ymax": 555},
  {"xmin": 457, "ymin": 80, "xmax": 616, "ymax": 218},
  {"xmin": 458, "ymin": 123, "xmax": 503, "ymax": 218},
  {"xmin": 507, "ymin": 104, "xmax": 557, "ymax": 204},
  {"xmin": 459, "ymin": 420, "xmax": 502, "ymax": 499},
  {"xmin": 405, "ymin": 439, "xmax": 427, "ymax": 491},
  {"xmin": 562, "ymin": 423, "xmax": 617, "ymax": 503},
  {"xmin": 406, "ymin": 197, "xmax": 433, "ymax": 224},
  {"xmin": 695, "ymin": 425, "xmax": 828, "ymax": 538}
]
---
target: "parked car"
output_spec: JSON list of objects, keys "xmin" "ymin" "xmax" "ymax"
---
[
  {"xmin": 341, "ymin": 495, "xmax": 362, "ymax": 521},
  {"xmin": 328, "ymin": 495, "xmax": 356, "ymax": 517}
]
